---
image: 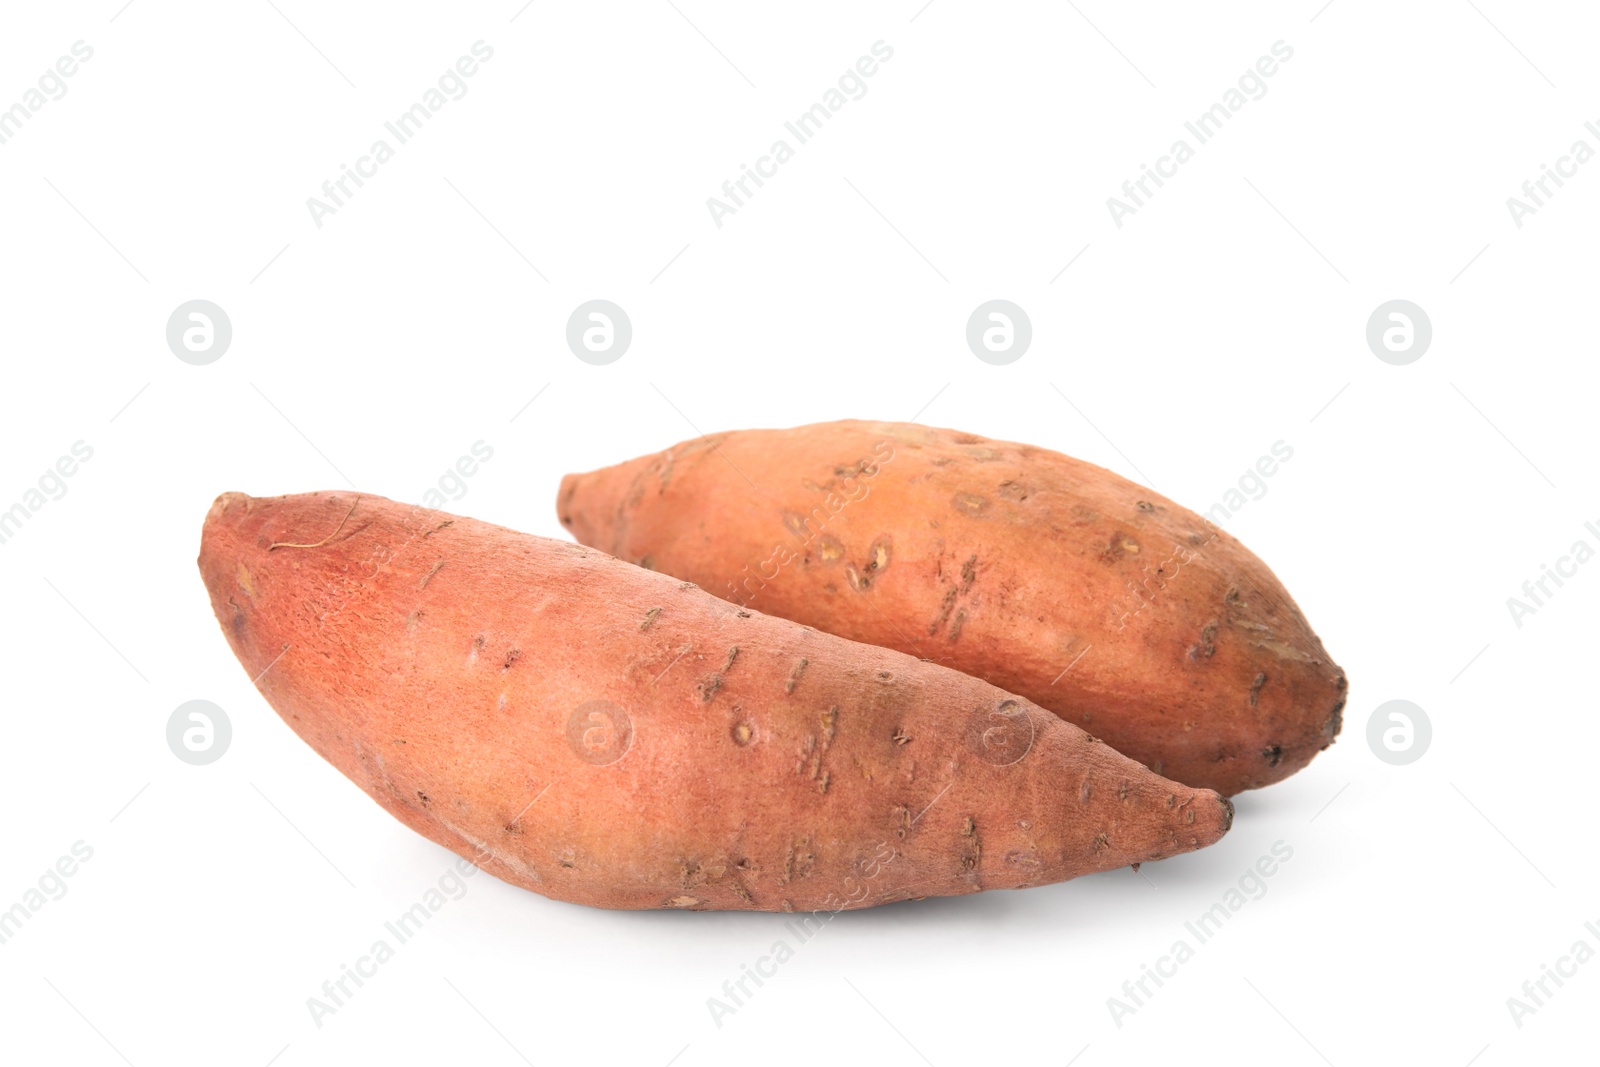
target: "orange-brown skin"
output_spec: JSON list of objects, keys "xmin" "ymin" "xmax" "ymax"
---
[
  {"xmin": 558, "ymin": 421, "xmax": 1347, "ymax": 796},
  {"xmin": 199, "ymin": 491, "xmax": 1232, "ymax": 912}
]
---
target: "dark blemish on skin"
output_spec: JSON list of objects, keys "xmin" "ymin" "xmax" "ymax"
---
[
  {"xmin": 424, "ymin": 520, "xmax": 454, "ymax": 537},
  {"xmin": 1136, "ymin": 501, "xmax": 1155, "ymax": 512},
  {"xmin": 502, "ymin": 649, "xmax": 521, "ymax": 672},
  {"xmin": 731, "ymin": 722, "xmax": 754, "ymax": 746},
  {"xmin": 820, "ymin": 706, "xmax": 837, "ymax": 748},
  {"xmin": 785, "ymin": 658, "xmax": 808, "ymax": 694},
  {"xmin": 640, "ymin": 607, "xmax": 662, "ymax": 632},
  {"xmin": 961, "ymin": 555, "xmax": 977, "ymax": 590},
  {"xmin": 997, "ymin": 480, "xmax": 1029, "ymax": 501},
  {"xmin": 419, "ymin": 560, "xmax": 445, "ymax": 589},
  {"xmin": 638, "ymin": 555, "xmax": 655, "ymax": 571},
  {"xmin": 722, "ymin": 647, "xmax": 740, "ymax": 672},
  {"xmin": 416, "ymin": 791, "xmax": 430, "ymax": 806},
  {"xmin": 952, "ymin": 492, "xmax": 990, "ymax": 517},
  {"xmin": 928, "ymin": 588, "xmax": 959, "ymax": 635},
  {"xmin": 697, "ymin": 673, "xmax": 724, "ymax": 702},
  {"xmin": 1249, "ymin": 672, "xmax": 1268, "ymax": 707},
  {"xmin": 1189, "ymin": 621, "xmax": 1219, "ymax": 660},
  {"xmin": 948, "ymin": 609, "xmax": 967, "ymax": 642},
  {"xmin": 736, "ymin": 610, "xmax": 751, "ymax": 618},
  {"xmin": 1262, "ymin": 745, "xmax": 1283, "ymax": 767},
  {"xmin": 1326, "ymin": 690, "xmax": 1348, "ymax": 739},
  {"xmin": 1093, "ymin": 832, "xmax": 1109, "ymax": 852}
]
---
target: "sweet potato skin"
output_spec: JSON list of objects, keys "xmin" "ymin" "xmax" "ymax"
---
[
  {"xmin": 558, "ymin": 421, "xmax": 1347, "ymax": 796},
  {"xmin": 199, "ymin": 491, "xmax": 1232, "ymax": 912}
]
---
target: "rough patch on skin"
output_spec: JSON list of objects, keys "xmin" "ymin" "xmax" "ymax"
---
[
  {"xmin": 1249, "ymin": 672, "xmax": 1268, "ymax": 707},
  {"xmin": 845, "ymin": 562, "xmax": 868, "ymax": 592},
  {"xmin": 948, "ymin": 609, "xmax": 967, "ymax": 642},
  {"xmin": 952, "ymin": 492, "xmax": 990, "ymax": 517},
  {"xmin": 960, "ymin": 816, "xmax": 981, "ymax": 876},
  {"xmin": 639, "ymin": 607, "xmax": 661, "ymax": 632},
  {"xmin": 928, "ymin": 588, "xmax": 960, "ymax": 635},
  {"xmin": 784, "ymin": 657, "xmax": 807, "ymax": 694}
]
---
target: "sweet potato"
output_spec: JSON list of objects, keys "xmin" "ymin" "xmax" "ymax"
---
[
  {"xmin": 199, "ymin": 490, "xmax": 1233, "ymax": 912},
  {"xmin": 558, "ymin": 421, "xmax": 1346, "ymax": 795}
]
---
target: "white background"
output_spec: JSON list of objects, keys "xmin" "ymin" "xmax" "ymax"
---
[{"xmin": 1, "ymin": 2, "xmax": 1595, "ymax": 1064}]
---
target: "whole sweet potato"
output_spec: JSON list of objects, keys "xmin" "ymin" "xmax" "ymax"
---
[
  {"xmin": 199, "ymin": 491, "xmax": 1232, "ymax": 912},
  {"xmin": 558, "ymin": 421, "xmax": 1346, "ymax": 795}
]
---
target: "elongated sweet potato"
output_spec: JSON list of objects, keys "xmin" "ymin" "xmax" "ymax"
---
[
  {"xmin": 558, "ymin": 421, "xmax": 1346, "ymax": 795},
  {"xmin": 199, "ymin": 491, "xmax": 1232, "ymax": 912}
]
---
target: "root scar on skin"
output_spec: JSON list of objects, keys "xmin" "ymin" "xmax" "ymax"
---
[{"xmin": 270, "ymin": 496, "xmax": 361, "ymax": 550}]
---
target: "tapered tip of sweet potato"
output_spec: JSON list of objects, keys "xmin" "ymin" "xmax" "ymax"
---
[{"xmin": 1197, "ymin": 790, "xmax": 1234, "ymax": 847}]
